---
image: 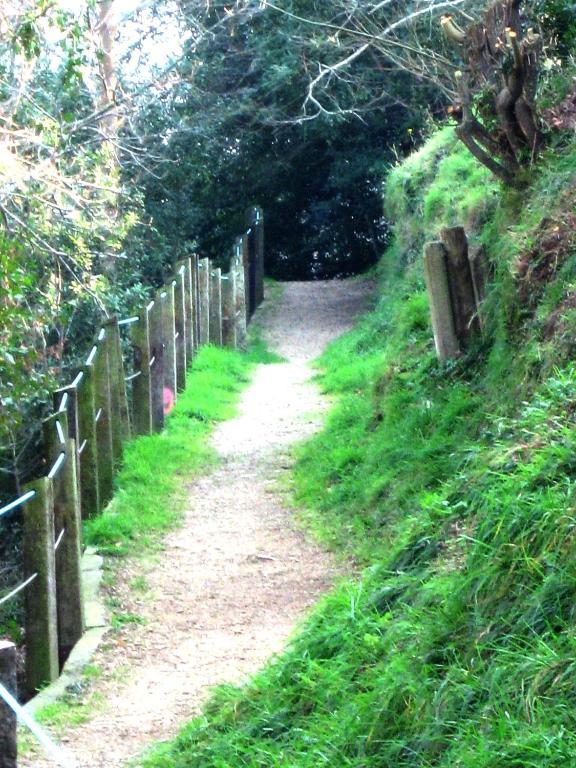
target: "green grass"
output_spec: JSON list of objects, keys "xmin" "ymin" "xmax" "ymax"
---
[
  {"xmin": 85, "ymin": 343, "xmax": 272, "ymax": 555},
  {"xmin": 137, "ymin": 130, "xmax": 576, "ymax": 767}
]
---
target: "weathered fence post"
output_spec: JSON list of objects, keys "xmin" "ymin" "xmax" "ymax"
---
[
  {"xmin": 254, "ymin": 206, "xmax": 265, "ymax": 308},
  {"xmin": 0, "ymin": 640, "xmax": 17, "ymax": 768},
  {"xmin": 424, "ymin": 241, "xmax": 460, "ymax": 363},
  {"xmin": 103, "ymin": 318, "xmax": 130, "ymax": 461},
  {"xmin": 191, "ymin": 254, "xmax": 201, "ymax": 351},
  {"xmin": 174, "ymin": 268, "xmax": 187, "ymax": 391},
  {"xmin": 234, "ymin": 239, "xmax": 248, "ymax": 347},
  {"xmin": 241, "ymin": 233, "xmax": 251, "ymax": 324},
  {"xmin": 209, "ymin": 267, "xmax": 223, "ymax": 346},
  {"xmin": 131, "ymin": 306, "xmax": 153, "ymax": 436},
  {"xmin": 160, "ymin": 284, "xmax": 177, "ymax": 411},
  {"xmin": 148, "ymin": 298, "xmax": 165, "ymax": 432},
  {"xmin": 77, "ymin": 359, "xmax": 100, "ymax": 518},
  {"xmin": 468, "ymin": 244, "xmax": 489, "ymax": 312},
  {"xmin": 439, "ymin": 226, "xmax": 480, "ymax": 346},
  {"xmin": 43, "ymin": 412, "xmax": 84, "ymax": 669},
  {"xmin": 222, "ymin": 270, "xmax": 237, "ymax": 349},
  {"xmin": 245, "ymin": 216, "xmax": 257, "ymax": 319},
  {"xmin": 198, "ymin": 258, "xmax": 210, "ymax": 346},
  {"xmin": 23, "ymin": 477, "xmax": 59, "ymax": 697},
  {"xmin": 93, "ymin": 334, "xmax": 114, "ymax": 508},
  {"xmin": 180, "ymin": 258, "xmax": 195, "ymax": 362}
]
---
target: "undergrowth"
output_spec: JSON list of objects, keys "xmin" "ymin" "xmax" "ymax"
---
[{"xmin": 139, "ymin": 128, "xmax": 576, "ymax": 767}]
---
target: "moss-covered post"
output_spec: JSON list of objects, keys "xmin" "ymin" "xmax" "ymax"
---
[
  {"xmin": 209, "ymin": 267, "xmax": 223, "ymax": 346},
  {"xmin": 43, "ymin": 412, "xmax": 84, "ymax": 669},
  {"xmin": 161, "ymin": 284, "xmax": 177, "ymax": 412},
  {"xmin": 93, "ymin": 334, "xmax": 114, "ymax": 508},
  {"xmin": 424, "ymin": 241, "xmax": 460, "ymax": 363},
  {"xmin": 198, "ymin": 258, "xmax": 210, "ymax": 346},
  {"xmin": 131, "ymin": 307, "xmax": 153, "ymax": 436},
  {"xmin": 23, "ymin": 477, "xmax": 59, "ymax": 697},
  {"xmin": 440, "ymin": 226, "xmax": 480, "ymax": 347},
  {"xmin": 103, "ymin": 318, "xmax": 130, "ymax": 462},
  {"xmin": 234, "ymin": 239, "xmax": 248, "ymax": 347},
  {"xmin": 254, "ymin": 206, "xmax": 265, "ymax": 308},
  {"xmin": 222, "ymin": 270, "xmax": 237, "ymax": 349},
  {"xmin": 174, "ymin": 269, "xmax": 187, "ymax": 391},
  {"xmin": 77, "ymin": 359, "xmax": 100, "ymax": 518},
  {"xmin": 0, "ymin": 640, "xmax": 17, "ymax": 768}
]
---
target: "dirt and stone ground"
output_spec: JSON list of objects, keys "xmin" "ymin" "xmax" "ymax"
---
[{"xmin": 21, "ymin": 278, "xmax": 372, "ymax": 768}]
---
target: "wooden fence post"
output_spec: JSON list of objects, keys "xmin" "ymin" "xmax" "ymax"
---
[
  {"xmin": 191, "ymin": 254, "xmax": 200, "ymax": 351},
  {"xmin": 222, "ymin": 270, "xmax": 237, "ymax": 348},
  {"xmin": 181, "ymin": 258, "xmax": 195, "ymax": 362},
  {"xmin": 209, "ymin": 267, "xmax": 223, "ymax": 346},
  {"xmin": 93, "ymin": 332, "xmax": 114, "ymax": 508},
  {"xmin": 77, "ymin": 359, "xmax": 100, "ymax": 518},
  {"xmin": 254, "ymin": 206, "xmax": 265, "ymax": 308},
  {"xmin": 234, "ymin": 240, "xmax": 248, "ymax": 347},
  {"xmin": 0, "ymin": 641, "xmax": 17, "ymax": 768},
  {"xmin": 245, "ymin": 215, "xmax": 257, "ymax": 319},
  {"xmin": 43, "ymin": 412, "xmax": 84, "ymax": 669},
  {"xmin": 23, "ymin": 477, "xmax": 59, "ymax": 697},
  {"xmin": 241, "ymin": 233, "xmax": 251, "ymax": 324},
  {"xmin": 103, "ymin": 318, "xmax": 130, "ymax": 462},
  {"xmin": 198, "ymin": 258, "xmax": 210, "ymax": 346},
  {"xmin": 160, "ymin": 284, "xmax": 177, "ymax": 411},
  {"xmin": 148, "ymin": 298, "xmax": 165, "ymax": 432},
  {"xmin": 173, "ymin": 268, "xmax": 187, "ymax": 391},
  {"xmin": 131, "ymin": 306, "xmax": 153, "ymax": 436},
  {"xmin": 424, "ymin": 241, "xmax": 460, "ymax": 362},
  {"xmin": 439, "ymin": 226, "xmax": 480, "ymax": 346}
]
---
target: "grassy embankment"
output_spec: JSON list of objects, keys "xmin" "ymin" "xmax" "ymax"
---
[{"xmin": 139, "ymin": 124, "xmax": 576, "ymax": 768}]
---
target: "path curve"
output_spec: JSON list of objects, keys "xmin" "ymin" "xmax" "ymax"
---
[{"xmin": 23, "ymin": 279, "xmax": 372, "ymax": 768}]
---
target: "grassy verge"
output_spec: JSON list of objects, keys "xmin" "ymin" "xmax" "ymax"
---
[
  {"xmin": 85, "ymin": 343, "xmax": 274, "ymax": 555},
  {"xmin": 137, "ymin": 129, "xmax": 576, "ymax": 767}
]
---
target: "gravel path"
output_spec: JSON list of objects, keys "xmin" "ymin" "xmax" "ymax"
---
[{"xmin": 22, "ymin": 279, "xmax": 372, "ymax": 768}]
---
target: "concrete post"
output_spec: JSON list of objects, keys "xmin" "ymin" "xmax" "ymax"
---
[
  {"xmin": 209, "ymin": 267, "xmax": 223, "ymax": 346},
  {"xmin": 93, "ymin": 336, "xmax": 114, "ymax": 508},
  {"xmin": 173, "ymin": 269, "xmax": 187, "ymax": 391},
  {"xmin": 222, "ymin": 270, "xmax": 237, "ymax": 349},
  {"xmin": 440, "ymin": 226, "xmax": 480, "ymax": 346},
  {"xmin": 77, "ymin": 360, "xmax": 100, "ymax": 518},
  {"xmin": 148, "ymin": 297, "xmax": 165, "ymax": 432},
  {"xmin": 160, "ymin": 284, "xmax": 177, "ymax": 412},
  {"xmin": 198, "ymin": 258, "xmax": 210, "ymax": 346}
]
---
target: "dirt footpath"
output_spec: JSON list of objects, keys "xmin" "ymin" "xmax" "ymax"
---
[{"xmin": 22, "ymin": 279, "xmax": 372, "ymax": 768}]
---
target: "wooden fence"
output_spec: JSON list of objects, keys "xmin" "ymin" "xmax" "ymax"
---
[{"xmin": 0, "ymin": 207, "xmax": 265, "ymax": 767}]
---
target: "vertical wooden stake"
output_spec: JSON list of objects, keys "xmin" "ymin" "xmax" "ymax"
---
[
  {"xmin": 77, "ymin": 361, "xmax": 100, "ymax": 518},
  {"xmin": 439, "ymin": 226, "xmax": 480, "ymax": 346},
  {"xmin": 43, "ymin": 412, "xmax": 84, "ymax": 669},
  {"xmin": 181, "ymin": 258, "xmax": 195, "ymax": 362},
  {"xmin": 174, "ymin": 268, "xmax": 187, "ymax": 391},
  {"xmin": 222, "ymin": 270, "xmax": 237, "ymax": 348},
  {"xmin": 93, "ymin": 337, "xmax": 114, "ymax": 508},
  {"xmin": 23, "ymin": 477, "xmax": 59, "ymax": 697},
  {"xmin": 103, "ymin": 318, "xmax": 130, "ymax": 462},
  {"xmin": 191, "ymin": 254, "xmax": 201, "ymax": 351},
  {"xmin": 161, "ymin": 284, "xmax": 177, "ymax": 411},
  {"xmin": 131, "ymin": 307, "xmax": 153, "ymax": 436},
  {"xmin": 148, "ymin": 297, "xmax": 165, "ymax": 432},
  {"xmin": 234, "ymin": 240, "xmax": 248, "ymax": 347},
  {"xmin": 209, "ymin": 267, "xmax": 223, "ymax": 346},
  {"xmin": 241, "ymin": 233, "xmax": 251, "ymax": 324},
  {"xmin": 198, "ymin": 258, "xmax": 210, "ymax": 346},
  {"xmin": 0, "ymin": 641, "xmax": 17, "ymax": 768},
  {"xmin": 254, "ymin": 206, "xmax": 265, "ymax": 308},
  {"xmin": 423, "ymin": 241, "xmax": 460, "ymax": 362}
]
